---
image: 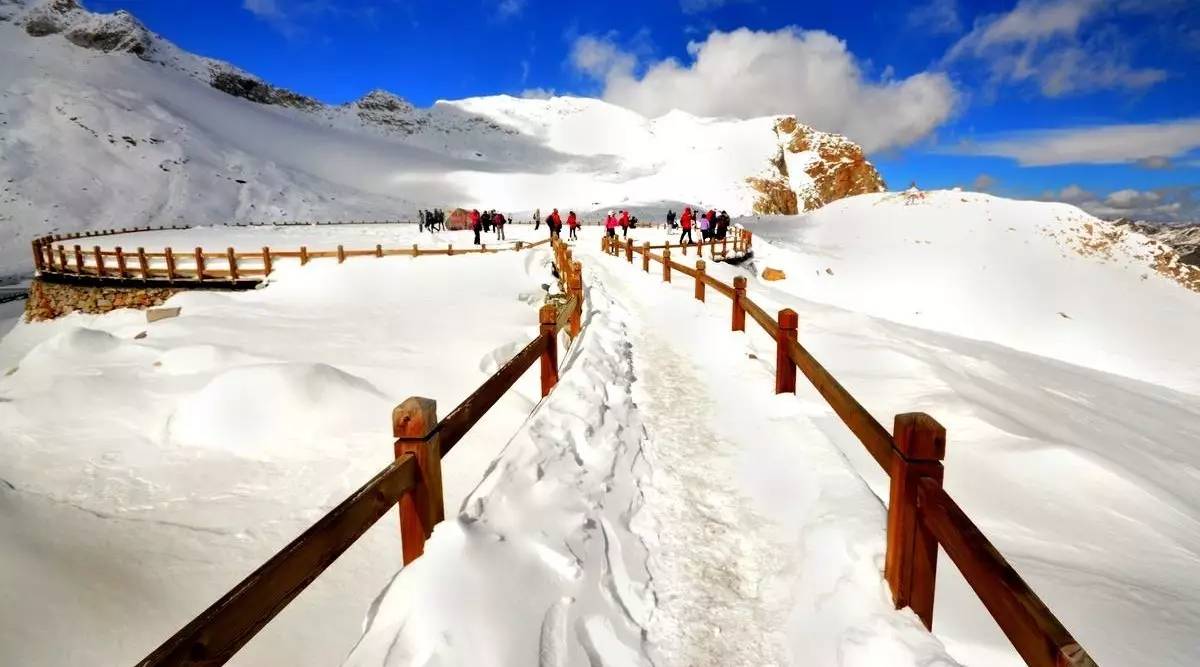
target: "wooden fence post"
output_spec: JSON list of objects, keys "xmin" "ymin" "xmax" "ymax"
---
[
  {"xmin": 643, "ymin": 243, "xmax": 650, "ymax": 272},
  {"xmin": 115, "ymin": 247, "xmax": 127, "ymax": 278},
  {"xmin": 137, "ymin": 248, "xmax": 149, "ymax": 279},
  {"xmin": 58, "ymin": 246, "xmax": 68, "ymax": 272},
  {"xmin": 662, "ymin": 247, "xmax": 672, "ymax": 283},
  {"xmin": 262, "ymin": 247, "xmax": 273, "ymax": 276},
  {"xmin": 227, "ymin": 247, "xmax": 239, "ymax": 281},
  {"xmin": 681, "ymin": 240, "xmax": 688, "ymax": 256},
  {"xmin": 775, "ymin": 308, "xmax": 798, "ymax": 394},
  {"xmin": 569, "ymin": 262, "xmax": 583, "ymax": 339},
  {"xmin": 600, "ymin": 235, "xmax": 607, "ymax": 253},
  {"xmin": 165, "ymin": 247, "xmax": 177, "ymax": 281},
  {"xmin": 539, "ymin": 304, "xmax": 559, "ymax": 397},
  {"xmin": 300, "ymin": 246, "xmax": 309, "ymax": 266},
  {"xmin": 91, "ymin": 245, "xmax": 105, "ymax": 276},
  {"xmin": 695, "ymin": 260, "xmax": 706, "ymax": 302},
  {"xmin": 31, "ymin": 241, "xmax": 44, "ymax": 272},
  {"xmin": 885, "ymin": 413, "xmax": 945, "ymax": 630},
  {"xmin": 732, "ymin": 276, "xmax": 746, "ymax": 331},
  {"xmin": 337, "ymin": 245, "xmax": 346, "ymax": 264},
  {"xmin": 412, "ymin": 243, "xmax": 419, "ymax": 257},
  {"xmin": 393, "ymin": 397, "xmax": 445, "ymax": 566},
  {"xmin": 375, "ymin": 244, "xmax": 383, "ymax": 258},
  {"xmin": 722, "ymin": 236, "xmax": 728, "ymax": 257},
  {"xmin": 194, "ymin": 247, "xmax": 205, "ymax": 280},
  {"xmin": 626, "ymin": 238, "xmax": 634, "ymax": 263}
]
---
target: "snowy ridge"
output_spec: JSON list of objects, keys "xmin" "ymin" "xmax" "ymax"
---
[{"xmin": 0, "ymin": 0, "xmax": 883, "ymax": 280}]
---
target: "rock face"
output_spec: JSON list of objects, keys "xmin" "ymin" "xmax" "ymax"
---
[
  {"xmin": 208, "ymin": 68, "xmax": 320, "ymax": 110},
  {"xmin": 747, "ymin": 117, "xmax": 886, "ymax": 215},
  {"xmin": 19, "ymin": 0, "xmax": 152, "ymax": 57},
  {"xmin": 1114, "ymin": 219, "xmax": 1200, "ymax": 267},
  {"xmin": 350, "ymin": 90, "xmax": 426, "ymax": 134}
]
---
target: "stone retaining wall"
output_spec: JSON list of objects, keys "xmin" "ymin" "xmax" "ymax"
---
[{"xmin": 25, "ymin": 279, "xmax": 180, "ymax": 321}]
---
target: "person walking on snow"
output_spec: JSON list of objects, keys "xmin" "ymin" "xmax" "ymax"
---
[
  {"xmin": 666, "ymin": 209, "xmax": 677, "ymax": 229},
  {"xmin": 605, "ymin": 210, "xmax": 618, "ymax": 239},
  {"xmin": 619, "ymin": 210, "xmax": 630, "ymax": 238},
  {"xmin": 679, "ymin": 207, "xmax": 693, "ymax": 245},
  {"xmin": 494, "ymin": 212, "xmax": 506, "ymax": 240},
  {"xmin": 698, "ymin": 210, "xmax": 712, "ymax": 241},
  {"xmin": 549, "ymin": 208, "xmax": 562, "ymax": 238},
  {"xmin": 470, "ymin": 208, "xmax": 482, "ymax": 245},
  {"xmin": 568, "ymin": 211, "xmax": 579, "ymax": 240},
  {"xmin": 534, "ymin": 208, "xmax": 541, "ymax": 230}
]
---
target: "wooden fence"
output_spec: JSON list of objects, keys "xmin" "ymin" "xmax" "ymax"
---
[
  {"xmin": 30, "ymin": 225, "xmax": 553, "ymax": 288},
  {"xmin": 599, "ymin": 235, "xmax": 1096, "ymax": 667},
  {"xmin": 136, "ymin": 237, "xmax": 583, "ymax": 666},
  {"xmin": 602, "ymin": 228, "xmax": 753, "ymax": 262}
]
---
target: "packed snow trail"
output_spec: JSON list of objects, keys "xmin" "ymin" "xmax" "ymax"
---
[{"xmin": 347, "ymin": 243, "xmax": 956, "ymax": 666}]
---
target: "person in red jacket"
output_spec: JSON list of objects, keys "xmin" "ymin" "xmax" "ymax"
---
[
  {"xmin": 619, "ymin": 210, "xmax": 630, "ymax": 238},
  {"xmin": 493, "ymin": 211, "xmax": 506, "ymax": 240},
  {"xmin": 604, "ymin": 210, "xmax": 617, "ymax": 238},
  {"xmin": 549, "ymin": 208, "xmax": 562, "ymax": 238},
  {"xmin": 679, "ymin": 207, "xmax": 693, "ymax": 245},
  {"xmin": 470, "ymin": 208, "xmax": 482, "ymax": 245},
  {"xmin": 567, "ymin": 211, "xmax": 579, "ymax": 240}
]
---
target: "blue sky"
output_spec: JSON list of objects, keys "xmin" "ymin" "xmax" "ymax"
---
[{"xmin": 90, "ymin": 0, "xmax": 1200, "ymax": 221}]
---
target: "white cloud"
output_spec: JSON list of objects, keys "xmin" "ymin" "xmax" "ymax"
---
[
  {"xmin": 1044, "ymin": 184, "xmax": 1198, "ymax": 222},
  {"xmin": 908, "ymin": 0, "xmax": 962, "ymax": 35},
  {"xmin": 243, "ymin": 0, "xmax": 284, "ymax": 20},
  {"xmin": 496, "ymin": 0, "xmax": 525, "ymax": 19},
  {"xmin": 970, "ymin": 173, "xmax": 998, "ymax": 191},
  {"xmin": 949, "ymin": 118, "xmax": 1200, "ymax": 166},
  {"xmin": 945, "ymin": 0, "xmax": 1167, "ymax": 97},
  {"xmin": 1136, "ymin": 155, "xmax": 1173, "ymax": 170},
  {"xmin": 571, "ymin": 27, "xmax": 958, "ymax": 153}
]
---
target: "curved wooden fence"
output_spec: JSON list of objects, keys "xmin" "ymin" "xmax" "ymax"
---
[
  {"xmin": 136, "ymin": 237, "xmax": 583, "ymax": 666},
  {"xmin": 29, "ymin": 224, "xmax": 554, "ymax": 288},
  {"xmin": 600, "ymin": 235, "xmax": 1096, "ymax": 667}
]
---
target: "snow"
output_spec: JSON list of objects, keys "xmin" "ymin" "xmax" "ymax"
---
[{"xmin": 0, "ymin": 234, "xmax": 562, "ymax": 665}]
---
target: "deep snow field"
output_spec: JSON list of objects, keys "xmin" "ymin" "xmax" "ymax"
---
[{"xmin": 3, "ymin": 193, "xmax": 1200, "ymax": 667}]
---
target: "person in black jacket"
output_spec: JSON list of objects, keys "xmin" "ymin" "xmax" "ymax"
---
[{"xmin": 666, "ymin": 209, "xmax": 677, "ymax": 229}]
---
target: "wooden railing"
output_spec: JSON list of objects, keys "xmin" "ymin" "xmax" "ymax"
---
[
  {"xmin": 601, "ymin": 235, "xmax": 1096, "ymax": 667},
  {"xmin": 30, "ymin": 225, "xmax": 552, "ymax": 287},
  {"xmin": 602, "ymin": 227, "xmax": 753, "ymax": 262},
  {"xmin": 137, "ymin": 237, "xmax": 584, "ymax": 666}
]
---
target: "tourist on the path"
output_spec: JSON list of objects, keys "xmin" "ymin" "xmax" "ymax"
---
[
  {"xmin": 549, "ymin": 208, "xmax": 562, "ymax": 238},
  {"xmin": 666, "ymin": 209, "xmax": 677, "ymax": 229},
  {"xmin": 568, "ymin": 211, "xmax": 579, "ymax": 240},
  {"xmin": 698, "ymin": 210, "xmax": 712, "ymax": 241},
  {"xmin": 716, "ymin": 211, "xmax": 730, "ymax": 240},
  {"xmin": 494, "ymin": 212, "xmax": 506, "ymax": 240},
  {"xmin": 619, "ymin": 210, "xmax": 630, "ymax": 238},
  {"xmin": 470, "ymin": 208, "xmax": 482, "ymax": 245},
  {"xmin": 605, "ymin": 210, "xmax": 618, "ymax": 238},
  {"xmin": 534, "ymin": 208, "xmax": 541, "ymax": 230},
  {"xmin": 679, "ymin": 207, "xmax": 693, "ymax": 244},
  {"xmin": 418, "ymin": 210, "xmax": 425, "ymax": 231}
]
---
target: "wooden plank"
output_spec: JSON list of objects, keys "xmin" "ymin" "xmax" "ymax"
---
[
  {"xmin": 742, "ymin": 297, "xmax": 779, "ymax": 339},
  {"xmin": 137, "ymin": 248, "xmax": 149, "ymax": 280},
  {"xmin": 393, "ymin": 398, "xmax": 444, "ymax": 565},
  {"xmin": 782, "ymin": 334, "xmax": 894, "ymax": 471},
  {"xmin": 917, "ymin": 480, "xmax": 1097, "ymax": 667},
  {"xmin": 136, "ymin": 455, "xmax": 419, "ymax": 667},
  {"xmin": 436, "ymin": 334, "xmax": 546, "ymax": 456},
  {"xmin": 885, "ymin": 414, "xmax": 945, "ymax": 629},
  {"xmin": 775, "ymin": 309, "xmax": 798, "ymax": 394}
]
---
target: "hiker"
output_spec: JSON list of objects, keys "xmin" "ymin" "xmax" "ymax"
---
[
  {"xmin": 629, "ymin": 214, "xmax": 639, "ymax": 229},
  {"xmin": 549, "ymin": 208, "xmax": 562, "ymax": 238},
  {"xmin": 666, "ymin": 209, "xmax": 677, "ymax": 229},
  {"xmin": 716, "ymin": 211, "xmax": 730, "ymax": 240},
  {"xmin": 699, "ymin": 210, "xmax": 712, "ymax": 241},
  {"xmin": 679, "ymin": 207, "xmax": 694, "ymax": 244},
  {"xmin": 433, "ymin": 208, "xmax": 444, "ymax": 232},
  {"xmin": 619, "ymin": 210, "xmax": 630, "ymax": 238},
  {"xmin": 534, "ymin": 208, "xmax": 541, "ymax": 230},
  {"xmin": 495, "ymin": 212, "xmax": 507, "ymax": 240},
  {"xmin": 605, "ymin": 210, "xmax": 617, "ymax": 238},
  {"xmin": 568, "ymin": 210, "xmax": 578, "ymax": 240},
  {"xmin": 418, "ymin": 210, "xmax": 426, "ymax": 231},
  {"xmin": 470, "ymin": 208, "xmax": 482, "ymax": 245}
]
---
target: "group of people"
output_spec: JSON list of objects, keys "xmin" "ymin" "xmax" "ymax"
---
[
  {"xmin": 602, "ymin": 210, "xmax": 640, "ymax": 238},
  {"xmin": 468, "ymin": 209, "xmax": 512, "ymax": 244},
  {"xmin": 418, "ymin": 209, "xmax": 446, "ymax": 232},
  {"xmin": 536, "ymin": 208, "xmax": 580, "ymax": 239},
  {"xmin": 674, "ymin": 207, "xmax": 731, "ymax": 245}
]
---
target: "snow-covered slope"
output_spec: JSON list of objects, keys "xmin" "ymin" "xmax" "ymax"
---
[
  {"xmin": 742, "ymin": 189, "xmax": 1200, "ymax": 393},
  {"xmin": 0, "ymin": 0, "xmax": 884, "ymax": 281}
]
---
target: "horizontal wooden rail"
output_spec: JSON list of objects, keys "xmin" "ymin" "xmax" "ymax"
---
[
  {"xmin": 137, "ymin": 454, "xmax": 419, "ymax": 667},
  {"xmin": 917, "ymin": 479, "xmax": 1095, "ymax": 667},
  {"xmin": 603, "ymin": 236, "xmax": 1091, "ymax": 667}
]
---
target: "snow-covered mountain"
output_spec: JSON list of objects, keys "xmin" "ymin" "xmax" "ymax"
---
[
  {"xmin": 0, "ymin": 0, "xmax": 885, "ymax": 281},
  {"xmin": 1113, "ymin": 219, "xmax": 1200, "ymax": 266}
]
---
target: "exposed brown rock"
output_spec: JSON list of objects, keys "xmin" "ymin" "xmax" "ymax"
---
[
  {"xmin": 24, "ymin": 280, "xmax": 180, "ymax": 321},
  {"xmin": 762, "ymin": 267, "xmax": 787, "ymax": 281}
]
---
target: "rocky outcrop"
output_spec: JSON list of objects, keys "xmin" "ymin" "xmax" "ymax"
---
[
  {"xmin": 748, "ymin": 117, "xmax": 886, "ymax": 215},
  {"xmin": 1113, "ymin": 219, "xmax": 1200, "ymax": 267},
  {"xmin": 208, "ymin": 67, "xmax": 320, "ymax": 110},
  {"xmin": 20, "ymin": 0, "xmax": 152, "ymax": 57},
  {"xmin": 351, "ymin": 90, "xmax": 427, "ymax": 134},
  {"xmin": 25, "ymin": 279, "xmax": 178, "ymax": 321}
]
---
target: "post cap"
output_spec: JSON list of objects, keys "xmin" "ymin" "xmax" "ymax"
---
[
  {"xmin": 893, "ymin": 412, "xmax": 946, "ymax": 461},
  {"xmin": 778, "ymin": 308, "xmax": 798, "ymax": 329},
  {"xmin": 393, "ymin": 396, "xmax": 438, "ymax": 438},
  {"xmin": 733, "ymin": 276, "xmax": 747, "ymax": 288}
]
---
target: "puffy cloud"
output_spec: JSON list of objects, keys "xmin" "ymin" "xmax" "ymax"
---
[
  {"xmin": 945, "ymin": 0, "xmax": 1167, "ymax": 97},
  {"xmin": 1044, "ymin": 184, "xmax": 1199, "ymax": 222},
  {"xmin": 571, "ymin": 27, "xmax": 958, "ymax": 153},
  {"xmin": 970, "ymin": 173, "xmax": 998, "ymax": 191},
  {"xmin": 495, "ymin": 0, "xmax": 525, "ymax": 19},
  {"xmin": 908, "ymin": 0, "xmax": 963, "ymax": 35},
  {"xmin": 947, "ymin": 118, "xmax": 1200, "ymax": 166},
  {"xmin": 1136, "ymin": 155, "xmax": 1173, "ymax": 170}
]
